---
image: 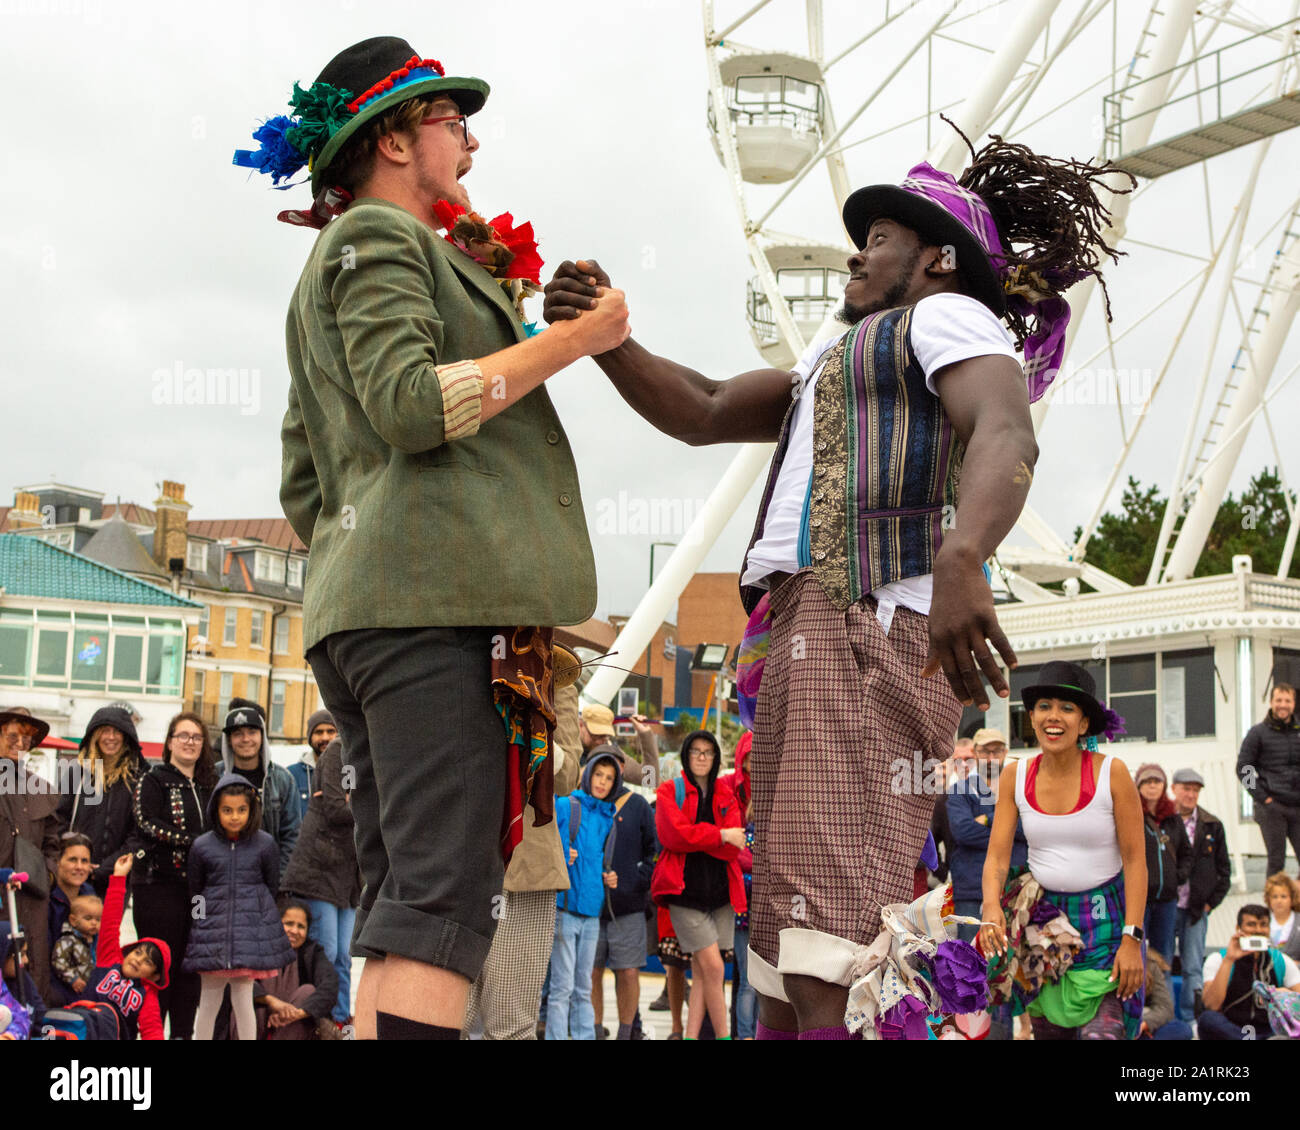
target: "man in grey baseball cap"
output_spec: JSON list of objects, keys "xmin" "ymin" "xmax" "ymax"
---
[{"xmin": 1170, "ymin": 766, "xmax": 1229, "ymax": 1020}]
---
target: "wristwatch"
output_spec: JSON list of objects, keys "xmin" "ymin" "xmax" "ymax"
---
[{"xmin": 1122, "ymin": 925, "xmax": 1145, "ymax": 942}]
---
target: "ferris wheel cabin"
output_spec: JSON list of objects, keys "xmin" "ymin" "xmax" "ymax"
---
[
  {"xmin": 708, "ymin": 51, "xmax": 826, "ymax": 184},
  {"xmin": 744, "ymin": 243, "xmax": 848, "ymax": 369}
]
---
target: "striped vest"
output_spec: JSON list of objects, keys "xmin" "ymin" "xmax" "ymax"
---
[{"xmin": 740, "ymin": 305, "xmax": 964, "ymax": 613}]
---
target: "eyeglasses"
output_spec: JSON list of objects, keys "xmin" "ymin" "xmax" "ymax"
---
[
  {"xmin": 421, "ymin": 113, "xmax": 470, "ymax": 145},
  {"xmin": 172, "ymin": 734, "xmax": 204, "ymax": 745}
]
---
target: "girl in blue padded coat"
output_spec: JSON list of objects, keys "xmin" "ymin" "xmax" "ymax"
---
[{"xmin": 185, "ymin": 773, "xmax": 292, "ymax": 1039}]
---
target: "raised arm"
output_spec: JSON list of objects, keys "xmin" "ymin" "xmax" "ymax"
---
[
  {"xmin": 96, "ymin": 870, "xmax": 129, "ymax": 968},
  {"xmin": 543, "ymin": 259, "xmax": 791, "ymax": 445},
  {"xmin": 632, "ymin": 717, "xmax": 661, "ymax": 789},
  {"xmin": 323, "ymin": 216, "xmax": 630, "ymax": 455},
  {"xmin": 925, "ymin": 355, "xmax": 1039, "ymax": 708}
]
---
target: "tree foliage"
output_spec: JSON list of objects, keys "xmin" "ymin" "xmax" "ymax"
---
[{"xmin": 1073, "ymin": 467, "xmax": 1299, "ymax": 585}]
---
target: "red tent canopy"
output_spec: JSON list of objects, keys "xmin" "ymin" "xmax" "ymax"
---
[{"xmin": 37, "ymin": 737, "xmax": 79, "ymax": 751}]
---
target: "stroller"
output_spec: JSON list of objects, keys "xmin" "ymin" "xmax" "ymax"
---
[
  {"xmin": 1, "ymin": 869, "xmax": 118, "ymax": 1040},
  {"xmin": 1, "ymin": 868, "xmax": 37, "ymax": 1038}
]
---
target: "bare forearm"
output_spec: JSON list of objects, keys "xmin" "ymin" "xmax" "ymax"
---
[
  {"xmin": 592, "ymin": 338, "xmax": 729, "ymax": 444},
  {"xmin": 475, "ymin": 321, "xmax": 590, "ymax": 424},
  {"xmin": 1122, "ymin": 847, "xmax": 1147, "ymax": 928},
  {"xmin": 981, "ymin": 849, "xmax": 1010, "ymax": 910},
  {"xmin": 542, "ymin": 261, "xmax": 786, "ymax": 443}
]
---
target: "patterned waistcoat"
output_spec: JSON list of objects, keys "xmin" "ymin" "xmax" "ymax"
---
[{"xmin": 740, "ymin": 305, "xmax": 964, "ymax": 614}]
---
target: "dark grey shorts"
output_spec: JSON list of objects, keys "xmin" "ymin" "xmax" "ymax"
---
[
  {"xmin": 308, "ymin": 626, "xmax": 506, "ymax": 982},
  {"xmin": 595, "ymin": 913, "xmax": 646, "ymax": 971}
]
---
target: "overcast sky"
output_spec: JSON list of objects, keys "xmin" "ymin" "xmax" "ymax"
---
[{"xmin": 3, "ymin": 0, "xmax": 1298, "ymax": 621}]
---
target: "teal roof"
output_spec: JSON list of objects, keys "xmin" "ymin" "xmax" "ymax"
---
[{"xmin": 0, "ymin": 534, "xmax": 202, "ymax": 608}]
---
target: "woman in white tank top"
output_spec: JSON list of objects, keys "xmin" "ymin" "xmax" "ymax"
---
[{"xmin": 975, "ymin": 661, "xmax": 1148, "ymax": 1039}]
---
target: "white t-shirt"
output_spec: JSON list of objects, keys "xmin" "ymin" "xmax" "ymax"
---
[
  {"xmin": 1203, "ymin": 948, "xmax": 1300, "ymax": 987},
  {"xmin": 741, "ymin": 293, "xmax": 1018, "ymax": 619},
  {"xmin": 1271, "ymin": 913, "xmax": 1295, "ymax": 946}
]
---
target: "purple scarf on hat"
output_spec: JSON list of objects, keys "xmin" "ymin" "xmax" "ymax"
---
[{"xmin": 898, "ymin": 162, "xmax": 1073, "ymax": 402}]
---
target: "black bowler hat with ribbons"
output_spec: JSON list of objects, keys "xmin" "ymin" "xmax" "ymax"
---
[{"xmin": 1021, "ymin": 660, "xmax": 1119, "ymax": 742}]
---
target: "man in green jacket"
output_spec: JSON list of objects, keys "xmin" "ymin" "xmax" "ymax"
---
[{"xmin": 237, "ymin": 36, "xmax": 628, "ymax": 1041}]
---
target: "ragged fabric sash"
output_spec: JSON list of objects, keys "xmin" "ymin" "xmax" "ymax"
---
[{"xmin": 490, "ymin": 627, "xmax": 557, "ymax": 864}]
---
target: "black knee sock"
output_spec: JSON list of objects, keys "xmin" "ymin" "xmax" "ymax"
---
[{"xmin": 376, "ymin": 1011, "xmax": 460, "ymax": 1040}]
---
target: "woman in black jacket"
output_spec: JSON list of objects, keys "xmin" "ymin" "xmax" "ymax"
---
[
  {"xmin": 131, "ymin": 712, "xmax": 216, "ymax": 1039},
  {"xmin": 281, "ymin": 738, "xmax": 359, "ymax": 1026},
  {"xmin": 57, "ymin": 706, "xmax": 146, "ymax": 897},
  {"xmin": 1135, "ymin": 763, "xmax": 1190, "ymax": 968}
]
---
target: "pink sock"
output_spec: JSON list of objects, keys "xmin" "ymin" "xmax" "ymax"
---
[
  {"xmin": 798, "ymin": 1025, "xmax": 858, "ymax": 1040},
  {"xmin": 755, "ymin": 1021, "xmax": 799, "ymax": 1040}
]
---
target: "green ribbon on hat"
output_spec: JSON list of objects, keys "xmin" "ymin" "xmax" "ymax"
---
[{"xmin": 286, "ymin": 81, "xmax": 355, "ymax": 161}]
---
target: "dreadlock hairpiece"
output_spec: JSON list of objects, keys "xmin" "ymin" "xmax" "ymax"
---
[{"xmin": 941, "ymin": 114, "xmax": 1136, "ymax": 347}]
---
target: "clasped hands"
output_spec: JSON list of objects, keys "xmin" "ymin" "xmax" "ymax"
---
[
  {"xmin": 544, "ymin": 259, "xmax": 629, "ymax": 354},
  {"xmin": 263, "ymin": 995, "xmax": 309, "ymax": 1028}
]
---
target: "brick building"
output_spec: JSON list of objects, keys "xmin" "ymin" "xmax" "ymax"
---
[
  {"xmin": 675, "ymin": 572, "xmax": 748, "ymax": 714},
  {"xmin": 2, "ymin": 481, "xmax": 320, "ymax": 741}
]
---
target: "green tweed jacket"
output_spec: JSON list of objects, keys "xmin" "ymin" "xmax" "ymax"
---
[{"xmin": 281, "ymin": 197, "xmax": 597, "ymax": 652}]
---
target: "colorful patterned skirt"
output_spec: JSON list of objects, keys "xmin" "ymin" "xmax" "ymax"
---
[{"xmin": 991, "ymin": 867, "xmax": 1144, "ymax": 1039}]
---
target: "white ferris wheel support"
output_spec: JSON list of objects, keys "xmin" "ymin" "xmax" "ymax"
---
[
  {"xmin": 1030, "ymin": 0, "xmax": 1200, "ymax": 441},
  {"xmin": 1158, "ymin": 0, "xmax": 1300, "ymax": 583},
  {"xmin": 1053, "ymin": 2, "xmax": 1300, "ymax": 580},
  {"xmin": 583, "ymin": 0, "xmax": 1078, "ymax": 708}
]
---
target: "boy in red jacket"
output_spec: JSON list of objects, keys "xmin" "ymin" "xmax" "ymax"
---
[{"xmin": 88, "ymin": 855, "xmax": 171, "ymax": 1040}]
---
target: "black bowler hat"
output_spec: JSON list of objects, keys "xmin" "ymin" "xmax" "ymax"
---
[
  {"xmin": 841, "ymin": 161, "xmax": 1007, "ymax": 318},
  {"xmin": 1021, "ymin": 660, "xmax": 1109, "ymax": 739}
]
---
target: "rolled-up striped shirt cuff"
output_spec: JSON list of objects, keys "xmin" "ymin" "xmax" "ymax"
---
[{"xmin": 436, "ymin": 359, "xmax": 485, "ymax": 440}]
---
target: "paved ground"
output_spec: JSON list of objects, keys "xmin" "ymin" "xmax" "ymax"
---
[{"xmin": 133, "ymin": 851, "xmax": 1288, "ymax": 1037}]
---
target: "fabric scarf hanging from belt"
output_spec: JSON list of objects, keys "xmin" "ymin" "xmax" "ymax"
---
[
  {"xmin": 490, "ymin": 627, "xmax": 557, "ymax": 864},
  {"xmin": 736, "ymin": 592, "xmax": 772, "ymax": 730}
]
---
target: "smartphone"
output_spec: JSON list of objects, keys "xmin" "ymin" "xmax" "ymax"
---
[{"xmin": 1240, "ymin": 935, "xmax": 1269, "ymax": 952}]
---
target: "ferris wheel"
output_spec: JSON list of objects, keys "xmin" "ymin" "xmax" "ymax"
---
[{"xmin": 582, "ymin": 0, "xmax": 1300, "ymax": 708}]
